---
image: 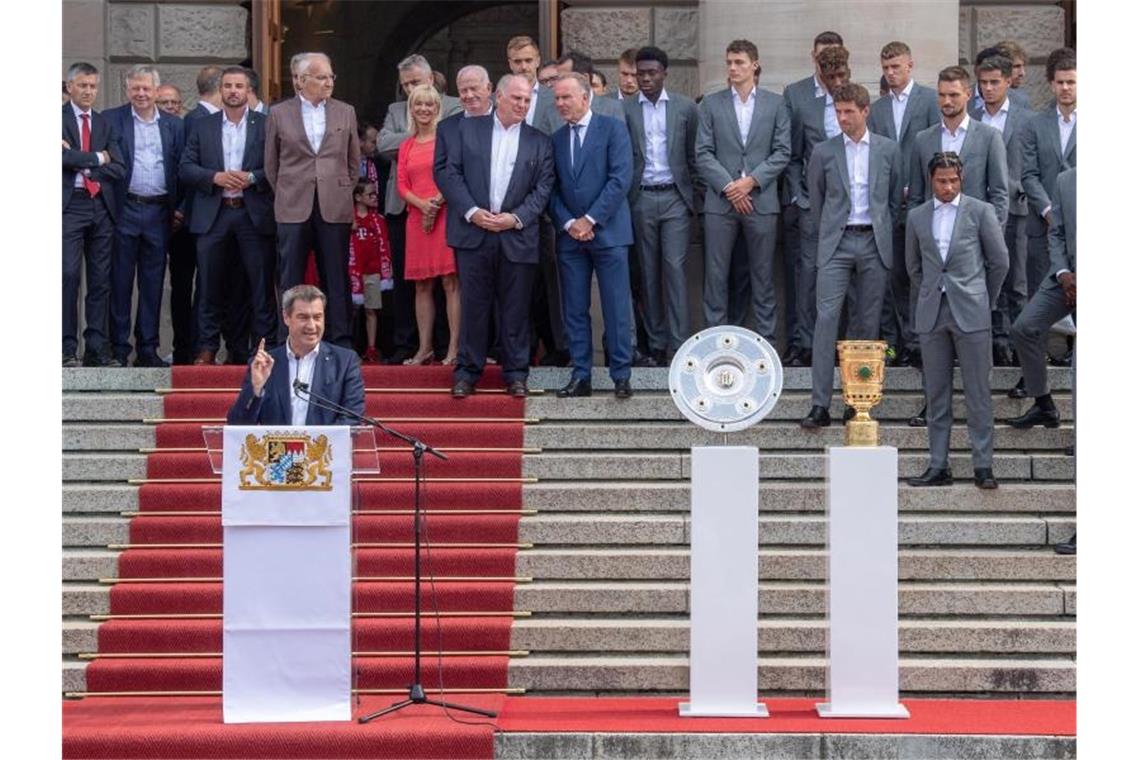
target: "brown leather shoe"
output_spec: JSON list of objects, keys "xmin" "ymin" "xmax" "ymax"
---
[{"xmin": 193, "ymin": 350, "xmax": 217, "ymax": 366}]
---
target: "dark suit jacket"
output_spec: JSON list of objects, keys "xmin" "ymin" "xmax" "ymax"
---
[
  {"xmin": 179, "ymin": 109, "xmax": 275, "ymax": 235},
  {"xmin": 227, "ymin": 342, "xmax": 366, "ymax": 425},
  {"xmin": 968, "ymin": 99, "xmax": 1033, "ymax": 218},
  {"xmin": 438, "ymin": 114, "xmax": 555, "ymax": 263},
  {"xmin": 62, "ymin": 102, "xmax": 126, "ymax": 220},
  {"xmin": 103, "ymin": 103, "xmax": 184, "ymax": 217},
  {"xmin": 623, "ymin": 91, "xmax": 699, "ymax": 213},
  {"xmin": 549, "ymin": 113, "xmax": 634, "ymax": 252}
]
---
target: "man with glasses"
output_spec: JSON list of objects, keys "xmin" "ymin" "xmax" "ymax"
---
[
  {"xmin": 155, "ymin": 85, "xmax": 184, "ymax": 117},
  {"xmin": 265, "ymin": 52, "xmax": 361, "ymax": 349}
]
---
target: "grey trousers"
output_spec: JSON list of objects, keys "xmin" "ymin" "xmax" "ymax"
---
[
  {"xmin": 703, "ymin": 210, "xmax": 779, "ymax": 341},
  {"xmin": 632, "ymin": 187, "xmax": 691, "ymax": 354},
  {"xmin": 1025, "ymin": 213, "xmax": 1050, "ymax": 300},
  {"xmin": 919, "ymin": 296, "xmax": 995, "ymax": 470},
  {"xmin": 795, "ymin": 205, "xmax": 818, "ymax": 350},
  {"xmin": 1010, "ymin": 283, "xmax": 1071, "ymax": 397},
  {"xmin": 993, "ymin": 214, "xmax": 1028, "ymax": 345},
  {"xmin": 810, "ymin": 229, "xmax": 889, "ymax": 408}
]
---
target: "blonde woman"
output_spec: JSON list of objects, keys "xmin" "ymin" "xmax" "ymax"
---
[{"xmin": 396, "ymin": 83, "xmax": 460, "ymax": 364}]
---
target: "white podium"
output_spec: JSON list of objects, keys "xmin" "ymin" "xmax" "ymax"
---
[
  {"xmin": 816, "ymin": 445, "xmax": 909, "ymax": 719},
  {"xmin": 205, "ymin": 425, "xmax": 377, "ymax": 724},
  {"xmin": 680, "ymin": 446, "xmax": 768, "ymax": 718}
]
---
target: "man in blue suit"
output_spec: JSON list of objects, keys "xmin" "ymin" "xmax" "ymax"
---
[
  {"xmin": 104, "ymin": 64, "xmax": 184, "ymax": 367},
  {"xmin": 438, "ymin": 74, "xmax": 555, "ymax": 399},
  {"xmin": 228, "ymin": 285, "xmax": 365, "ymax": 426},
  {"xmin": 180, "ymin": 67, "xmax": 278, "ymax": 367},
  {"xmin": 549, "ymin": 73, "xmax": 636, "ymax": 399}
]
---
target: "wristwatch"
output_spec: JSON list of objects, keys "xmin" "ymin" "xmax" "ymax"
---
[{"xmin": 246, "ymin": 172, "xmax": 256, "ymax": 187}]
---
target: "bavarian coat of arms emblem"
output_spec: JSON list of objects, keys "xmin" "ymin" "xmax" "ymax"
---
[{"xmin": 238, "ymin": 432, "xmax": 334, "ymax": 490}]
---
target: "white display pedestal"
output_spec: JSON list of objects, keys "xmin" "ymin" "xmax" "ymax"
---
[
  {"xmin": 680, "ymin": 446, "xmax": 768, "ymax": 718},
  {"xmin": 816, "ymin": 445, "xmax": 910, "ymax": 719}
]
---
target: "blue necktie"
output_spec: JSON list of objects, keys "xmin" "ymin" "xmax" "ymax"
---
[{"xmin": 571, "ymin": 124, "xmax": 583, "ymax": 169}]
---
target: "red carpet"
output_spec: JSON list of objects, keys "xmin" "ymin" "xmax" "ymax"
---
[
  {"xmin": 65, "ymin": 366, "xmax": 525, "ymax": 759},
  {"xmin": 495, "ymin": 696, "xmax": 1076, "ymax": 736}
]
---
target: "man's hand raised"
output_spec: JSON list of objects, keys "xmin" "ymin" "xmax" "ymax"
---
[{"xmin": 250, "ymin": 338, "xmax": 274, "ymax": 397}]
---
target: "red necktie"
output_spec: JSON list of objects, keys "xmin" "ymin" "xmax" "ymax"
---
[{"xmin": 79, "ymin": 113, "xmax": 101, "ymax": 198}]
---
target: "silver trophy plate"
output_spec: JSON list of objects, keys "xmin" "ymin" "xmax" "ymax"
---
[{"xmin": 668, "ymin": 326, "xmax": 784, "ymax": 432}]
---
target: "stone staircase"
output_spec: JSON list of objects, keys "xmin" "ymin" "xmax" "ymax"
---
[{"xmin": 62, "ymin": 365, "xmax": 1075, "ymax": 698}]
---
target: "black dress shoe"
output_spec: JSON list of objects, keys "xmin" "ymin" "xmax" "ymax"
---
[
  {"xmin": 557, "ymin": 378, "xmax": 592, "ymax": 398},
  {"xmin": 790, "ymin": 350, "xmax": 811, "ymax": 368},
  {"xmin": 908, "ymin": 405, "xmax": 927, "ymax": 427},
  {"xmin": 506, "ymin": 379, "xmax": 528, "ymax": 398},
  {"xmin": 781, "ymin": 346, "xmax": 800, "ymax": 364},
  {"xmin": 134, "ymin": 352, "xmax": 170, "ymax": 368},
  {"xmin": 651, "ymin": 349, "xmax": 668, "ymax": 367},
  {"xmin": 973, "ymin": 467, "xmax": 999, "ymax": 489},
  {"xmin": 1007, "ymin": 377, "xmax": 1027, "ymax": 399},
  {"xmin": 907, "ymin": 467, "xmax": 953, "ymax": 487},
  {"xmin": 632, "ymin": 350, "xmax": 658, "ymax": 368},
  {"xmin": 451, "ymin": 379, "xmax": 475, "ymax": 399},
  {"xmin": 63, "ymin": 354, "xmax": 81, "ymax": 368},
  {"xmin": 1048, "ymin": 350, "xmax": 1072, "ymax": 367},
  {"xmin": 614, "ymin": 378, "xmax": 633, "ymax": 399},
  {"xmin": 384, "ymin": 349, "xmax": 414, "ymax": 365},
  {"xmin": 903, "ymin": 348, "xmax": 923, "ymax": 368},
  {"xmin": 842, "ymin": 405, "xmax": 856, "ymax": 422},
  {"xmin": 1065, "ymin": 444, "xmax": 1075, "ymax": 457},
  {"xmin": 1007, "ymin": 402, "xmax": 1060, "ymax": 429},
  {"xmin": 993, "ymin": 344, "xmax": 1015, "ymax": 367},
  {"xmin": 800, "ymin": 405, "xmax": 831, "ymax": 429},
  {"xmin": 83, "ymin": 353, "xmax": 123, "ymax": 368},
  {"xmin": 1054, "ymin": 533, "xmax": 1076, "ymax": 555}
]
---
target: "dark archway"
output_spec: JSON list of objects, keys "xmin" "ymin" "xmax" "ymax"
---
[{"xmin": 280, "ymin": 0, "xmax": 539, "ymax": 126}]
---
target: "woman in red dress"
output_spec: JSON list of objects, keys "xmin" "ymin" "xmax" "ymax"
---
[{"xmin": 396, "ymin": 84, "xmax": 459, "ymax": 365}]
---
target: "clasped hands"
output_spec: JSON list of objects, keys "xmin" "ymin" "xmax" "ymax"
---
[
  {"xmin": 471, "ymin": 208, "xmax": 518, "ymax": 233},
  {"xmin": 213, "ymin": 170, "xmax": 253, "ymax": 191},
  {"xmin": 567, "ymin": 217, "xmax": 594, "ymax": 242},
  {"xmin": 723, "ymin": 176, "xmax": 758, "ymax": 215}
]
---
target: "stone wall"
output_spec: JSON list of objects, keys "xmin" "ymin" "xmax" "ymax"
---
[
  {"xmin": 960, "ymin": 1, "xmax": 1067, "ymax": 111},
  {"xmin": 560, "ymin": 1, "xmax": 700, "ymax": 98}
]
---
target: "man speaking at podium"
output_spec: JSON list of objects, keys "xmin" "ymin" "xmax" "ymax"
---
[{"xmin": 227, "ymin": 284, "xmax": 365, "ymax": 425}]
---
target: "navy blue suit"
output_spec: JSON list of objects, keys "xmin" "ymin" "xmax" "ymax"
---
[
  {"xmin": 62, "ymin": 102, "xmax": 127, "ymax": 360},
  {"xmin": 180, "ymin": 110, "xmax": 278, "ymax": 356},
  {"xmin": 103, "ymin": 104, "xmax": 184, "ymax": 363},
  {"xmin": 227, "ymin": 342, "xmax": 365, "ymax": 425},
  {"xmin": 438, "ymin": 114, "xmax": 555, "ymax": 384},
  {"xmin": 549, "ymin": 112, "xmax": 635, "ymax": 381}
]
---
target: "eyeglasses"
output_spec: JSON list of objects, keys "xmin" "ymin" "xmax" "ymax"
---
[
  {"xmin": 156, "ymin": 100, "xmax": 181, "ymax": 107},
  {"xmin": 304, "ymin": 74, "xmax": 337, "ymax": 83}
]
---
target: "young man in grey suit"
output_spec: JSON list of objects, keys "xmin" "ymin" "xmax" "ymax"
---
[
  {"xmin": 969, "ymin": 54, "xmax": 1034, "ymax": 367},
  {"xmin": 867, "ymin": 41, "xmax": 941, "ymax": 368},
  {"xmin": 800, "ymin": 83, "xmax": 902, "ymax": 429},
  {"xmin": 624, "ymin": 46, "xmax": 699, "ymax": 363},
  {"xmin": 779, "ymin": 31, "xmax": 844, "ymax": 366},
  {"xmin": 787, "ymin": 44, "xmax": 851, "ymax": 367},
  {"xmin": 905, "ymin": 153, "xmax": 1009, "ymax": 489},
  {"xmin": 696, "ymin": 38, "xmax": 791, "ymax": 342}
]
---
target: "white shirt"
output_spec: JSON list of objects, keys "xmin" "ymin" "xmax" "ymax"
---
[
  {"xmin": 732, "ymin": 85, "xmax": 756, "ymax": 144},
  {"xmin": 489, "ymin": 113, "xmax": 521, "ymax": 214},
  {"xmin": 932, "ymin": 193, "xmax": 961, "ymax": 265},
  {"xmin": 940, "ymin": 116, "xmax": 970, "ymax": 155},
  {"xmin": 127, "ymin": 107, "xmax": 166, "ymax": 196},
  {"xmin": 639, "ymin": 90, "xmax": 674, "ymax": 185},
  {"xmin": 979, "ymin": 98, "xmax": 1010, "ymax": 134},
  {"xmin": 1057, "ymin": 106, "xmax": 1076, "ymax": 155},
  {"xmin": 301, "ymin": 97, "xmax": 327, "ymax": 153},
  {"xmin": 70, "ymin": 101, "xmax": 106, "ymax": 188},
  {"xmin": 286, "ymin": 340, "xmax": 320, "ymax": 426},
  {"xmin": 199, "ymin": 101, "xmax": 221, "ymax": 115},
  {"xmin": 889, "ymin": 79, "xmax": 914, "ymax": 139},
  {"xmin": 843, "ymin": 129, "xmax": 872, "ymax": 225},
  {"xmin": 814, "ymin": 77, "xmax": 840, "ymax": 139},
  {"xmin": 221, "ymin": 107, "xmax": 249, "ymax": 198},
  {"xmin": 526, "ymin": 81, "xmax": 539, "ymax": 126}
]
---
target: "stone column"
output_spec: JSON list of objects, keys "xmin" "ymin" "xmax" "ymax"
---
[
  {"xmin": 63, "ymin": 0, "xmax": 108, "ymax": 108},
  {"xmin": 698, "ymin": 0, "xmax": 958, "ymax": 94}
]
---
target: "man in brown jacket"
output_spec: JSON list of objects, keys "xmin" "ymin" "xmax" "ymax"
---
[{"xmin": 265, "ymin": 52, "xmax": 360, "ymax": 348}]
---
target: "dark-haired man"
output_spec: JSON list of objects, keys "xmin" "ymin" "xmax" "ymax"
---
[
  {"xmin": 800, "ymin": 83, "xmax": 901, "ymax": 430},
  {"xmin": 905, "ymin": 153, "xmax": 1008, "ymax": 489},
  {"xmin": 624, "ymin": 45, "xmax": 699, "ymax": 363},
  {"xmin": 696, "ymin": 38, "xmax": 790, "ymax": 343},
  {"xmin": 973, "ymin": 43, "xmax": 1031, "ymax": 111},
  {"xmin": 867, "ymin": 41, "xmax": 940, "ymax": 367}
]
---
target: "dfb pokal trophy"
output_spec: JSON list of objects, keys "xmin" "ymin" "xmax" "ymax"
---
[
  {"xmin": 836, "ymin": 340, "xmax": 888, "ymax": 447},
  {"xmin": 669, "ymin": 326, "xmax": 782, "ymax": 719},
  {"xmin": 816, "ymin": 339, "xmax": 909, "ymax": 720}
]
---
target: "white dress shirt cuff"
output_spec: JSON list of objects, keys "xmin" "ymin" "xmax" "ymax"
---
[
  {"xmin": 1041, "ymin": 205, "xmax": 1052, "ymax": 219},
  {"xmin": 465, "ymin": 207, "xmax": 480, "ymax": 222},
  {"xmin": 563, "ymin": 220, "xmax": 574, "ymax": 232},
  {"xmin": 1055, "ymin": 268, "xmax": 1072, "ymax": 279},
  {"xmin": 511, "ymin": 213, "xmax": 523, "ymax": 230},
  {"xmin": 584, "ymin": 214, "xmax": 596, "ymax": 226}
]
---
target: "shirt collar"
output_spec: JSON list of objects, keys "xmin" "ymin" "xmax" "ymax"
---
[
  {"xmin": 571, "ymin": 108, "xmax": 593, "ymax": 129},
  {"xmin": 131, "ymin": 106, "xmax": 159, "ymax": 125},
  {"xmin": 842, "ymin": 129, "xmax": 871, "ymax": 148},
  {"xmin": 301, "ymin": 97, "xmax": 326, "ymax": 110},
  {"xmin": 934, "ymin": 193, "xmax": 962, "ymax": 210},
  {"xmin": 733, "ymin": 85, "xmax": 756, "ymax": 105},
  {"xmin": 813, "ymin": 75, "xmax": 825, "ymax": 98},
  {"xmin": 891, "ymin": 79, "xmax": 915, "ymax": 102},
  {"xmin": 1057, "ymin": 106, "xmax": 1076, "ymax": 123},
  {"xmin": 200, "ymin": 101, "xmax": 220, "ymax": 114},
  {"xmin": 287, "ymin": 338, "xmax": 320, "ymax": 361},
  {"xmin": 942, "ymin": 116, "xmax": 970, "ymax": 136},
  {"xmin": 638, "ymin": 88, "xmax": 669, "ymax": 105},
  {"xmin": 988, "ymin": 97, "xmax": 1011, "ymax": 116},
  {"xmin": 493, "ymin": 113, "xmax": 521, "ymax": 132},
  {"xmin": 71, "ymin": 101, "xmax": 91, "ymax": 118},
  {"xmin": 223, "ymin": 106, "xmax": 250, "ymax": 127}
]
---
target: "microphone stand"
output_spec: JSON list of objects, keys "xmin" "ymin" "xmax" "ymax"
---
[{"xmin": 292, "ymin": 381, "xmax": 498, "ymax": 721}]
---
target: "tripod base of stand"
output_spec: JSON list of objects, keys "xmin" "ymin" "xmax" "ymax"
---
[{"xmin": 358, "ymin": 683, "xmax": 498, "ymax": 723}]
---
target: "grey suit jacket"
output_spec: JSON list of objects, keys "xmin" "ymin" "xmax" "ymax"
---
[
  {"xmin": 1043, "ymin": 167, "xmax": 1076, "ymax": 290},
  {"xmin": 905, "ymin": 194, "xmax": 1009, "ymax": 334},
  {"xmin": 868, "ymin": 82, "xmax": 941, "ymax": 194},
  {"xmin": 376, "ymin": 94, "xmax": 463, "ymax": 214},
  {"xmin": 623, "ymin": 91, "xmax": 700, "ymax": 213},
  {"xmin": 784, "ymin": 75, "xmax": 832, "ymax": 210},
  {"xmin": 695, "ymin": 87, "xmax": 791, "ymax": 215},
  {"xmin": 1021, "ymin": 107, "xmax": 1076, "ymax": 225},
  {"xmin": 808, "ymin": 132, "xmax": 902, "ymax": 267},
  {"xmin": 908, "ymin": 118, "xmax": 1009, "ymax": 225},
  {"xmin": 968, "ymin": 100, "xmax": 1032, "ymax": 217}
]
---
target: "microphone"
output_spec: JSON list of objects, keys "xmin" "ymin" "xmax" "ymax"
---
[{"xmin": 293, "ymin": 377, "xmax": 309, "ymax": 395}]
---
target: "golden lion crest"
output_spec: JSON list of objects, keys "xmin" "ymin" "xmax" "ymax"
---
[{"xmin": 239, "ymin": 432, "xmax": 333, "ymax": 490}]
